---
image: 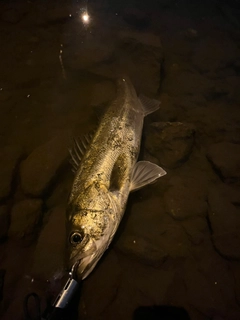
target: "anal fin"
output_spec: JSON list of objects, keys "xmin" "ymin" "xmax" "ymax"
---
[{"xmin": 130, "ymin": 161, "xmax": 166, "ymax": 192}]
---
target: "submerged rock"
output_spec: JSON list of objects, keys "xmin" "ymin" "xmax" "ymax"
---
[
  {"xmin": 207, "ymin": 142, "xmax": 240, "ymax": 183},
  {"xmin": 164, "ymin": 176, "xmax": 207, "ymax": 221},
  {"xmin": 208, "ymin": 184, "xmax": 240, "ymax": 260},
  {"xmin": 8, "ymin": 199, "xmax": 43, "ymax": 243},
  {"xmin": 90, "ymin": 31, "xmax": 163, "ymax": 96},
  {"xmin": 231, "ymin": 263, "xmax": 240, "ymax": 305},
  {"xmin": 196, "ymin": 244, "xmax": 237, "ymax": 311},
  {"xmin": 31, "ymin": 205, "xmax": 66, "ymax": 278},
  {"xmin": 0, "ymin": 145, "xmax": 24, "ymax": 200},
  {"xmin": 227, "ymin": 76, "xmax": 240, "ymax": 103},
  {"xmin": 162, "ymin": 71, "xmax": 214, "ymax": 98},
  {"xmin": 1, "ymin": 8, "xmax": 25, "ymax": 24},
  {"xmin": 183, "ymin": 261, "xmax": 227, "ymax": 317},
  {"xmin": 0, "ymin": 269, "xmax": 5, "ymax": 301},
  {"xmin": 184, "ymin": 28, "xmax": 198, "ymax": 40},
  {"xmin": 45, "ymin": 5, "xmax": 71, "ymax": 23},
  {"xmin": 181, "ymin": 217, "xmax": 209, "ymax": 245},
  {"xmin": 0, "ymin": 206, "xmax": 10, "ymax": 241},
  {"xmin": 117, "ymin": 234, "xmax": 168, "ymax": 267},
  {"xmin": 118, "ymin": 31, "xmax": 163, "ymax": 95},
  {"xmin": 79, "ymin": 251, "xmax": 121, "ymax": 318},
  {"xmin": 122, "ymin": 8, "xmax": 151, "ymax": 29},
  {"xmin": 63, "ymin": 34, "xmax": 115, "ymax": 71},
  {"xmin": 20, "ymin": 133, "xmax": 69, "ymax": 197},
  {"xmin": 213, "ymin": 233, "xmax": 240, "ymax": 261},
  {"xmin": 46, "ymin": 173, "xmax": 73, "ymax": 209},
  {"xmin": 165, "ymin": 250, "xmax": 236, "ymax": 319},
  {"xmin": 118, "ymin": 196, "xmax": 191, "ymax": 262},
  {"xmin": 192, "ymin": 36, "xmax": 240, "ymax": 74},
  {"xmin": 90, "ymin": 80, "xmax": 116, "ymax": 107},
  {"xmin": 145, "ymin": 122, "xmax": 195, "ymax": 168},
  {"xmin": 0, "ymin": 90, "xmax": 12, "ymax": 102}
]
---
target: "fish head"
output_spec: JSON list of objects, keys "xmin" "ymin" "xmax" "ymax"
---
[
  {"xmin": 67, "ymin": 226, "xmax": 98, "ymax": 280},
  {"xmin": 66, "ymin": 187, "xmax": 118, "ymax": 280}
]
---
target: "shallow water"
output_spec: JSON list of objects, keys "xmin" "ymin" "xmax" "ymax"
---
[{"xmin": 1, "ymin": 0, "xmax": 240, "ymax": 319}]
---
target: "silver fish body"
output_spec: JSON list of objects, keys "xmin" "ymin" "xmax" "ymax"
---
[{"xmin": 66, "ymin": 77, "xmax": 166, "ymax": 280}]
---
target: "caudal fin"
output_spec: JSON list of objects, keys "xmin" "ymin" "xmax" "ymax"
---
[{"xmin": 139, "ymin": 94, "xmax": 160, "ymax": 116}]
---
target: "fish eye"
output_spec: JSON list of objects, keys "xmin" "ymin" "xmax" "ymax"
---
[{"xmin": 70, "ymin": 231, "xmax": 83, "ymax": 245}]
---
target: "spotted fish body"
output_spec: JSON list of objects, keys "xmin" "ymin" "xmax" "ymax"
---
[{"xmin": 66, "ymin": 77, "xmax": 166, "ymax": 280}]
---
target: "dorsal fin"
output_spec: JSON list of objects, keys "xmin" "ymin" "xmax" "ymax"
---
[{"xmin": 69, "ymin": 132, "xmax": 94, "ymax": 173}]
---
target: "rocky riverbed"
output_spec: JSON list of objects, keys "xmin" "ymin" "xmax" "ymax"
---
[{"xmin": 0, "ymin": 0, "xmax": 240, "ymax": 319}]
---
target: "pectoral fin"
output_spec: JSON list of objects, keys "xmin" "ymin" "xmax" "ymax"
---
[{"xmin": 130, "ymin": 161, "xmax": 166, "ymax": 192}]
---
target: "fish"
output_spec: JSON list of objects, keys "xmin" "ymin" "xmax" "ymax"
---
[{"xmin": 66, "ymin": 77, "xmax": 167, "ymax": 280}]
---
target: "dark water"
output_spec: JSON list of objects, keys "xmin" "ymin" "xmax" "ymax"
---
[{"xmin": 0, "ymin": 0, "xmax": 240, "ymax": 319}]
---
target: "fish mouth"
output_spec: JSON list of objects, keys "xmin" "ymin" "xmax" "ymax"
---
[
  {"xmin": 69, "ymin": 244, "xmax": 99, "ymax": 280},
  {"xmin": 69, "ymin": 236, "xmax": 109, "ymax": 280},
  {"xmin": 77, "ymin": 255, "xmax": 97, "ymax": 280},
  {"xmin": 71, "ymin": 252, "xmax": 101, "ymax": 280}
]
